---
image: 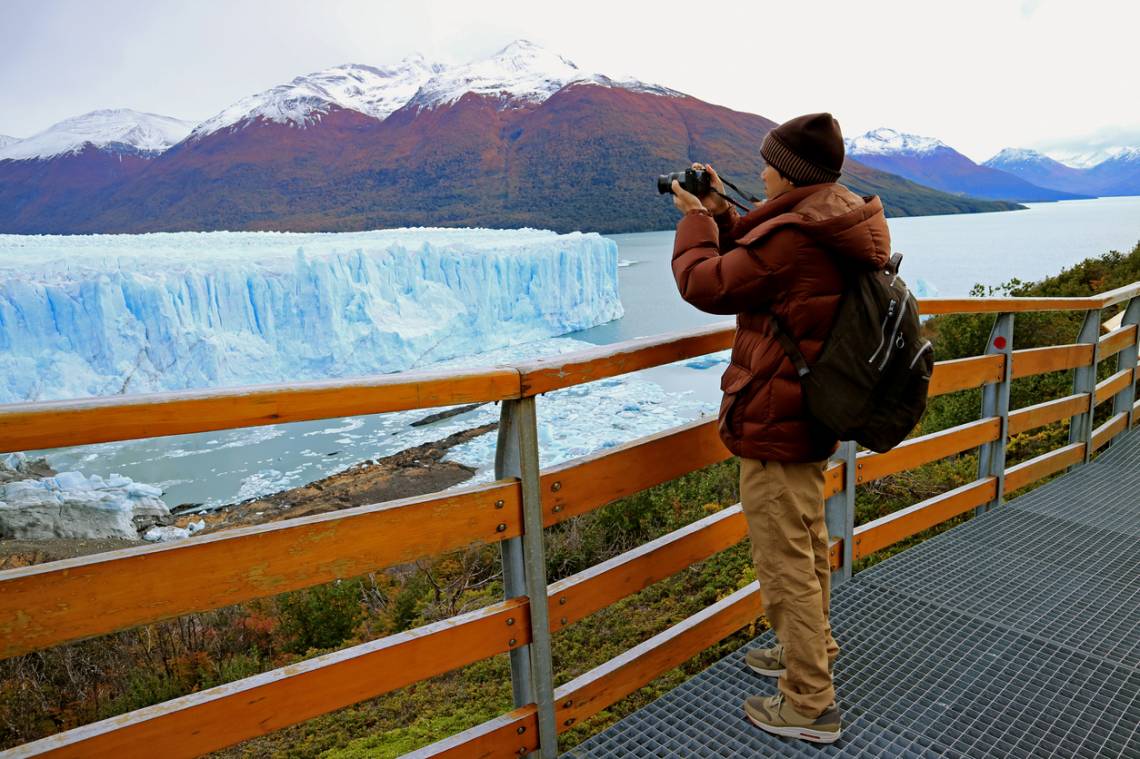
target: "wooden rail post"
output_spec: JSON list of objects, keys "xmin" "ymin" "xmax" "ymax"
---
[
  {"xmin": 1070, "ymin": 309, "xmax": 1102, "ymax": 466},
  {"xmin": 496, "ymin": 397, "xmax": 558, "ymax": 758},
  {"xmin": 1111, "ymin": 296, "xmax": 1140, "ymax": 432},
  {"xmin": 976, "ymin": 312, "xmax": 1013, "ymax": 513},
  {"xmin": 824, "ymin": 440, "xmax": 856, "ymax": 584}
]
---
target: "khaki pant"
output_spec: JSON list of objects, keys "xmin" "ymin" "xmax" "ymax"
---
[{"xmin": 740, "ymin": 456, "xmax": 840, "ymax": 718}]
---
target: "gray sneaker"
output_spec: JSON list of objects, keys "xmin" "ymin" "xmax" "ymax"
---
[
  {"xmin": 744, "ymin": 693, "xmax": 842, "ymax": 744},
  {"xmin": 745, "ymin": 643, "xmax": 836, "ymax": 677}
]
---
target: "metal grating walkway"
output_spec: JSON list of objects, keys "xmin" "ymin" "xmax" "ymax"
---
[{"xmin": 566, "ymin": 427, "xmax": 1140, "ymax": 758}]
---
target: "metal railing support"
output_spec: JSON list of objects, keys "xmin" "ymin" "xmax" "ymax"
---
[
  {"xmin": 976, "ymin": 312, "xmax": 1014, "ymax": 514},
  {"xmin": 1111, "ymin": 296, "xmax": 1140, "ymax": 433},
  {"xmin": 825, "ymin": 441, "xmax": 857, "ymax": 585},
  {"xmin": 494, "ymin": 397, "xmax": 558, "ymax": 758},
  {"xmin": 1070, "ymin": 309, "xmax": 1102, "ymax": 466}
]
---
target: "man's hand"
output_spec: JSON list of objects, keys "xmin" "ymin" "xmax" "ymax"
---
[
  {"xmin": 671, "ymin": 180, "xmax": 705, "ymax": 214},
  {"xmin": 694, "ymin": 163, "xmax": 730, "ymax": 214}
]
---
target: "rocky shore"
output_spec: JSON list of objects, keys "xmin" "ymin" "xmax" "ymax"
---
[{"xmin": 0, "ymin": 422, "xmax": 496, "ymax": 568}]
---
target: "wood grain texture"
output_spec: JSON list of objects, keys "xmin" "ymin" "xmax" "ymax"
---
[
  {"xmin": 0, "ymin": 368, "xmax": 521, "ymax": 453},
  {"xmin": 1091, "ymin": 413, "xmax": 1129, "ymax": 451},
  {"xmin": 1094, "ymin": 369, "xmax": 1135, "ymax": 408},
  {"xmin": 1098, "ymin": 324, "xmax": 1138, "ymax": 360},
  {"xmin": 929, "ymin": 355, "xmax": 1005, "ymax": 397},
  {"xmin": 403, "ymin": 706, "xmax": 538, "ymax": 759},
  {"xmin": 1011, "ymin": 344, "xmax": 1094, "ymax": 379},
  {"xmin": 1004, "ymin": 443, "xmax": 1085, "ymax": 493},
  {"xmin": 0, "ymin": 480, "xmax": 520, "ymax": 659},
  {"xmin": 553, "ymin": 582, "xmax": 761, "ymax": 732},
  {"xmin": 540, "ymin": 417, "xmax": 730, "ymax": 526},
  {"xmin": 1007, "ymin": 394, "xmax": 1089, "ymax": 436},
  {"xmin": 517, "ymin": 322, "xmax": 734, "ymax": 395},
  {"xmin": 854, "ymin": 418, "xmax": 1001, "ymax": 484},
  {"xmin": 853, "ymin": 478, "xmax": 996, "ymax": 560},
  {"xmin": 7, "ymin": 598, "xmax": 529, "ymax": 758}
]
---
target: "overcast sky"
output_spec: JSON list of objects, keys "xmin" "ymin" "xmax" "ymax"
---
[{"xmin": 2, "ymin": 0, "xmax": 1138, "ymax": 162}]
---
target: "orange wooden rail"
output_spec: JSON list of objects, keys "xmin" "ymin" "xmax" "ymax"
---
[{"xmin": 1, "ymin": 283, "xmax": 1137, "ymax": 759}]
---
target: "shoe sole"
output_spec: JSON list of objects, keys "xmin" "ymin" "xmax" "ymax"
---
[{"xmin": 745, "ymin": 711, "xmax": 841, "ymax": 744}]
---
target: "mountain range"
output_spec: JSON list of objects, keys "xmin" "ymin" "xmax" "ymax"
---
[
  {"xmin": 984, "ymin": 147, "xmax": 1140, "ymax": 196},
  {"xmin": 17, "ymin": 40, "xmax": 1135, "ymax": 235}
]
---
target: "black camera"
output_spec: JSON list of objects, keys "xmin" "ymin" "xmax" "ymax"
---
[{"xmin": 657, "ymin": 167, "xmax": 712, "ymax": 196}]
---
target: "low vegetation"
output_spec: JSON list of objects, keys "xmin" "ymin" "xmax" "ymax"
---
[{"xmin": 1, "ymin": 242, "xmax": 1137, "ymax": 756}]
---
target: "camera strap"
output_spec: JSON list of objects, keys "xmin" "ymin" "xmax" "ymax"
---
[{"xmin": 712, "ymin": 173, "xmax": 763, "ymax": 213}]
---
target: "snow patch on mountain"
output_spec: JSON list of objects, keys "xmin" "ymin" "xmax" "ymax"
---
[
  {"xmin": 985, "ymin": 147, "xmax": 1054, "ymax": 166},
  {"xmin": 191, "ymin": 56, "xmax": 446, "ymax": 138},
  {"xmin": 191, "ymin": 39, "xmax": 680, "ymax": 134},
  {"xmin": 406, "ymin": 40, "xmax": 582, "ymax": 110},
  {"xmin": 0, "ymin": 109, "xmax": 193, "ymax": 161},
  {"xmin": 0, "ymin": 135, "xmax": 19, "ymax": 150},
  {"xmin": 846, "ymin": 127, "xmax": 949, "ymax": 156}
]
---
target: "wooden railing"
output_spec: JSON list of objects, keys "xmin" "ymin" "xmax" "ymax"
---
[{"xmin": 1, "ymin": 282, "xmax": 1138, "ymax": 758}]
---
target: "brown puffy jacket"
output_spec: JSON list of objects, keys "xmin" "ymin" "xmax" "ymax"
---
[{"xmin": 672, "ymin": 182, "xmax": 891, "ymax": 462}]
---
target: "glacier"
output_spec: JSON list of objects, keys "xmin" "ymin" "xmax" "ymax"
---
[{"xmin": 0, "ymin": 228, "xmax": 623, "ymax": 404}]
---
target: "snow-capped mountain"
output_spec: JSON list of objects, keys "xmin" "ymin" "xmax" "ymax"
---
[
  {"xmin": 846, "ymin": 128, "xmax": 1088, "ymax": 202},
  {"xmin": 985, "ymin": 146, "xmax": 1140, "ymax": 196},
  {"xmin": 0, "ymin": 109, "xmax": 194, "ymax": 161},
  {"xmin": 0, "ymin": 135, "xmax": 19, "ymax": 150},
  {"xmin": 190, "ymin": 56, "xmax": 446, "ymax": 138},
  {"xmin": 1047, "ymin": 146, "xmax": 1136, "ymax": 169},
  {"xmin": 846, "ymin": 128, "xmax": 948, "ymax": 156},
  {"xmin": 0, "ymin": 42, "xmax": 1023, "ymax": 234}
]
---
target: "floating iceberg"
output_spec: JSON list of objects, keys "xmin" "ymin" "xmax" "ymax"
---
[
  {"xmin": 0, "ymin": 228, "xmax": 622, "ymax": 403},
  {"xmin": 0, "ymin": 463, "xmax": 172, "ymax": 540}
]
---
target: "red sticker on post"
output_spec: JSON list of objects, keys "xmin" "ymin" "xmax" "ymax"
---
[{"xmin": 993, "ymin": 336, "xmax": 1007, "ymax": 349}]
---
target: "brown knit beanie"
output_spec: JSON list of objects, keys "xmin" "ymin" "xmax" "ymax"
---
[{"xmin": 760, "ymin": 112, "xmax": 844, "ymax": 186}]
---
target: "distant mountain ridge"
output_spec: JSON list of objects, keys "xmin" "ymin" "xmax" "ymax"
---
[
  {"xmin": 846, "ymin": 128, "xmax": 1090, "ymax": 202},
  {"xmin": 0, "ymin": 42, "xmax": 1020, "ymax": 234},
  {"xmin": 985, "ymin": 146, "xmax": 1140, "ymax": 196}
]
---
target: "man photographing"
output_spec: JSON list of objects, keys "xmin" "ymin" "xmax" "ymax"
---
[{"xmin": 669, "ymin": 113, "xmax": 891, "ymax": 744}]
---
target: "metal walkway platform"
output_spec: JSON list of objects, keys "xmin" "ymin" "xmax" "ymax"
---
[{"xmin": 566, "ymin": 428, "xmax": 1140, "ymax": 758}]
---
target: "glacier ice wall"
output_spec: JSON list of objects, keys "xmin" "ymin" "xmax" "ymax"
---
[{"xmin": 0, "ymin": 228, "xmax": 623, "ymax": 403}]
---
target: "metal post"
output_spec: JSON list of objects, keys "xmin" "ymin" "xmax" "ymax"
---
[
  {"xmin": 495, "ymin": 397, "xmax": 558, "ymax": 759},
  {"xmin": 494, "ymin": 402, "xmax": 533, "ymax": 710},
  {"xmin": 824, "ymin": 440, "xmax": 856, "ymax": 585},
  {"xmin": 1070, "ymin": 309, "xmax": 1101, "ymax": 466},
  {"xmin": 976, "ymin": 312, "xmax": 1014, "ymax": 514},
  {"xmin": 1111, "ymin": 296, "xmax": 1140, "ymax": 433}
]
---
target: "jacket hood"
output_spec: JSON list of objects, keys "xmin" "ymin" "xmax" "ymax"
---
[{"xmin": 733, "ymin": 183, "xmax": 891, "ymax": 270}]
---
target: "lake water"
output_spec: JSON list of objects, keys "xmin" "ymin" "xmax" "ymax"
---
[
  {"xmin": 37, "ymin": 196, "xmax": 1140, "ymax": 510},
  {"xmin": 573, "ymin": 195, "xmax": 1140, "ymax": 346}
]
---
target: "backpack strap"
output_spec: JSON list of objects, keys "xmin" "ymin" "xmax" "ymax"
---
[{"xmin": 769, "ymin": 314, "xmax": 811, "ymax": 378}]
